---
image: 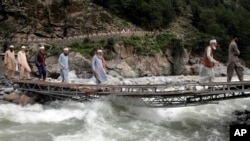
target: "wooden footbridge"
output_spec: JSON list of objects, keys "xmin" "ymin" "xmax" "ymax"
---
[{"xmin": 12, "ymin": 80, "xmax": 250, "ymax": 108}]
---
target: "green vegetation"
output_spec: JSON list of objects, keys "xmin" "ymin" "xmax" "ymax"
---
[
  {"xmin": 93, "ymin": 0, "xmax": 250, "ymax": 64},
  {"xmin": 67, "ymin": 34, "xmax": 177, "ymax": 58},
  {"xmin": 93, "ymin": 0, "xmax": 178, "ymax": 29},
  {"xmin": 68, "ymin": 38, "xmax": 102, "ymax": 57}
]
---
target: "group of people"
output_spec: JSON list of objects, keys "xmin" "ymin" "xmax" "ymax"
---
[
  {"xmin": 4, "ymin": 45, "xmax": 32, "ymax": 80},
  {"xmin": 200, "ymin": 35, "xmax": 244, "ymax": 82},
  {"xmin": 4, "ymin": 46, "xmax": 107, "ymax": 84},
  {"xmin": 3, "ymin": 34, "xmax": 244, "ymax": 84}
]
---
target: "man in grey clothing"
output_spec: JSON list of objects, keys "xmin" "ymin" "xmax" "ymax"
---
[
  {"xmin": 58, "ymin": 48, "xmax": 69, "ymax": 83},
  {"xmin": 227, "ymin": 35, "xmax": 244, "ymax": 82},
  {"xmin": 92, "ymin": 49, "xmax": 107, "ymax": 84}
]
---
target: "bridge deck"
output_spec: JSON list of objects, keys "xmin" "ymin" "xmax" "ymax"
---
[{"xmin": 12, "ymin": 80, "xmax": 250, "ymax": 108}]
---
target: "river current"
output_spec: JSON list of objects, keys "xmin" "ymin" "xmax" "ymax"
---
[{"xmin": 0, "ymin": 75, "xmax": 250, "ymax": 141}]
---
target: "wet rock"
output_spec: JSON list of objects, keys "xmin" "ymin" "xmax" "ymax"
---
[
  {"xmin": 231, "ymin": 109, "xmax": 250, "ymax": 125},
  {"xmin": 108, "ymin": 70, "xmax": 120, "ymax": 77},
  {"xmin": 3, "ymin": 88, "xmax": 14, "ymax": 94},
  {"xmin": 3, "ymin": 93, "xmax": 20, "ymax": 103},
  {"xmin": 18, "ymin": 94, "xmax": 35, "ymax": 106},
  {"xmin": 232, "ymin": 110, "xmax": 245, "ymax": 116},
  {"xmin": 215, "ymin": 64, "xmax": 227, "ymax": 77}
]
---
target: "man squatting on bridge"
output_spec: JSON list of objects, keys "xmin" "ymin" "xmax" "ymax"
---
[
  {"xmin": 227, "ymin": 35, "xmax": 244, "ymax": 82},
  {"xmin": 18, "ymin": 46, "xmax": 31, "ymax": 80},
  {"xmin": 35, "ymin": 46, "xmax": 46, "ymax": 81},
  {"xmin": 58, "ymin": 47, "xmax": 69, "ymax": 83},
  {"xmin": 4, "ymin": 45, "xmax": 16, "ymax": 79},
  {"xmin": 199, "ymin": 39, "xmax": 220, "ymax": 82},
  {"xmin": 92, "ymin": 49, "xmax": 107, "ymax": 84}
]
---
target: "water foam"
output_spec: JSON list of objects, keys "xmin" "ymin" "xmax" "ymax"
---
[{"xmin": 0, "ymin": 102, "xmax": 88, "ymax": 124}]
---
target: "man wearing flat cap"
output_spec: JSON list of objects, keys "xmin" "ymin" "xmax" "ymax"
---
[
  {"xmin": 200, "ymin": 39, "xmax": 220, "ymax": 82},
  {"xmin": 92, "ymin": 49, "xmax": 107, "ymax": 84},
  {"xmin": 227, "ymin": 35, "xmax": 244, "ymax": 82},
  {"xmin": 35, "ymin": 46, "xmax": 46, "ymax": 81},
  {"xmin": 4, "ymin": 45, "xmax": 16, "ymax": 79}
]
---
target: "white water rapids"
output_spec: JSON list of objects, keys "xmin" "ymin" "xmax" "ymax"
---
[{"xmin": 0, "ymin": 74, "xmax": 250, "ymax": 141}]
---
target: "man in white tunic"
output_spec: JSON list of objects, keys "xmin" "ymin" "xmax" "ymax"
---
[
  {"xmin": 199, "ymin": 39, "xmax": 220, "ymax": 82},
  {"xmin": 18, "ymin": 46, "xmax": 31, "ymax": 80},
  {"xmin": 58, "ymin": 48, "xmax": 69, "ymax": 83},
  {"xmin": 4, "ymin": 45, "xmax": 16, "ymax": 79},
  {"xmin": 92, "ymin": 50, "xmax": 107, "ymax": 84}
]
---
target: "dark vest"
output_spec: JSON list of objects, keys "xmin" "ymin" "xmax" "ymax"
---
[{"xmin": 201, "ymin": 46, "xmax": 214, "ymax": 68}]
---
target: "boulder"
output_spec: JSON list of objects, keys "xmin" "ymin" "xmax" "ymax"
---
[
  {"xmin": 45, "ymin": 56, "xmax": 60, "ymax": 78},
  {"xmin": 107, "ymin": 60, "xmax": 136, "ymax": 78},
  {"xmin": 189, "ymin": 57, "xmax": 201, "ymax": 65},
  {"xmin": 191, "ymin": 64, "xmax": 201, "ymax": 75},
  {"xmin": 118, "ymin": 62, "xmax": 136, "ymax": 78},
  {"xmin": 214, "ymin": 64, "xmax": 227, "ymax": 77},
  {"xmin": 3, "ymin": 93, "xmax": 19, "ymax": 103},
  {"xmin": 18, "ymin": 94, "xmax": 35, "ymax": 106},
  {"xmin": 68, "ymin": 52, "xmax": 92, "ymax": 78},
  {"xmin": 108, "ymin": 70, "xmax": 121, "ymax": 77},
  {"xmin": 113, "ymin": 43, "xmax": 134, "ymax": 59}
]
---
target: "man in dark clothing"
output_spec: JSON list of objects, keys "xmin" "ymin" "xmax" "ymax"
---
[{"xmin": 35, "ymin": 46, "xmax": 46, "ymax": 81}]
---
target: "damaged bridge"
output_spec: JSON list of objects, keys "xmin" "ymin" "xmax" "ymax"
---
[{"xmin": 12, "ymin": 80, "xmax": 250, "ymax": 108}]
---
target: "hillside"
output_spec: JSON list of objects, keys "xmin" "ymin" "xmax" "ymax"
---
[
  {"xmin": 0, "ymin": 0, "xmax": 250, "ymax": 68},
  {"xmin": 0, "ymin": 0, "xmax": 138, "ymax": 41},
  {"xmin": 93, "ymin": 0, "xmax": 250, "ymax": 64}
]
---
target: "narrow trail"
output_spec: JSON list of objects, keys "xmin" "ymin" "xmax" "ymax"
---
[{"xmin": 0, "ymin": 30, "xmax": 161, "ymax": 45}]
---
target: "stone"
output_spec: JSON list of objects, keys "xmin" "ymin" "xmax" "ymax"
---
[
  {"xmin": 191, "ymin": 64, "xmax": 200, "ymax": 75},
  {"xmin": 3, "ymin": 88, "xmax": 14, "ymax": 94},
  {"xmin": 44, "ymin": 56, "xmax": 60, "ymax": 78},
  {"xmin": 189, "ymin": 57, "xmax": 200, "ymax": 65},
  {"xmin": 18, "ymin": 94, "xmax": 35, "ymax": 106},
  {"xmin": 246, "ymin": 119, "xmax": 250, "ymax": 125},
  {"xmin": 3, "ymin": 93, "xmax": 19, "ymax": 102},
  {"xmin": 113, "ymin": 43, "xmax": 134, "ymax": 59},
  {"xmin": 233, "ymin": 110, "xmax": 245, "ymax": 116},
  {"xmin": 108, "ymin": 70, "xmax": 121, "ymax": 77},
  {"xmin": 118, "ymin": 62, "xmax": 136, "ymax": 78},
  {"xmin": 68, "ymin": 52, "xmax": 92, "ymax": 78},
  {"xmin": 215, "ymin": 64, "xmax": 227, "ymax": 77}
]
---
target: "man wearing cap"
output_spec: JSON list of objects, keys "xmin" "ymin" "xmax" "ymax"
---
[
  {"xmin": 92, "ymin": 49, "xmax": 107, "ymax": 84},
  {"xmin": 35, "ymin": 46, "xmax": 46, "ymax": 81},
  {"xmin": 18, "ymin": 46, "xmax": 31, "ymax": 80},
  {"xmin": 227, "ymin": 35, "xmax": 244, "ymax": 82},
  {"xmin": 4, "ymin": 45, "xmax": 16, "ymax": 79},
  {"xmin": 58, "ymin": 48, "xmax": 69, "ymax": 83},
  {"xmin": 199, "ymin": 39, "xmax": 220, "ymax": 82}
]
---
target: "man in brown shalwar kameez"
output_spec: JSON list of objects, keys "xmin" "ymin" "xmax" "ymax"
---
[
  {"xmin": 4, "ymin": 45, "xmax": 16, "ymax": 79},
  {"xmin": 227, "ymin": 35, "xmax": 244, "ymax": 82},
  {"xmin": 18, "ymin": 46, "xmax": 31, "ymax": 80}
]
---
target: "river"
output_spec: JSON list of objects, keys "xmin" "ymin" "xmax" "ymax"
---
[{"xmin": 0, "ymin": 75, "xmax": 250, "ymax": 141}]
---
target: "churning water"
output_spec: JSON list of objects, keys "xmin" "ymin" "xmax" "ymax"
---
[{"xmin": 0, "ymin": 75, "xmax": 250, "ymax": 141}]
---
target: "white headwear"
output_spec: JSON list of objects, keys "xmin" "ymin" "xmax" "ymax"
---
[
  {"xmin": 64, "ymin": 47, "xmax": 69, "ymax": 51},
  {"xmin": 210, "ymin": 39, "xmax": 217, "ymax": 44},
  {"xmin": 21, "ymin": 46, "xmax": 26, "ymax": 49},
  {"xmin": 97, "ymin": 49, "xmax": 102, "ymax": 53},
  {"xmin": 40, "ymin": 46, "xmax": 45, "ymax": 50},
  {"xmin": 9, "ymin": 45, "xmax": 14, "ymax": 48}
]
